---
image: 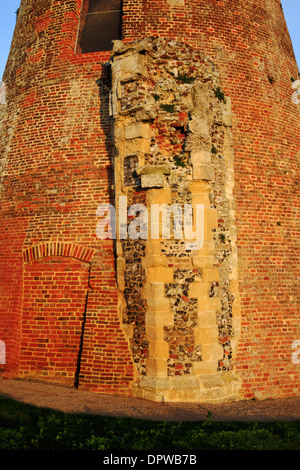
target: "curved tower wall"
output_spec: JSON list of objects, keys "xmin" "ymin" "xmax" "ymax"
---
[
  {"xmin": 0, "ymin": 0, "xmax": 299, "ymax": 401},
  {"xmin": 0, "ymin": 0, "xmax": 135, "ymax": 395}
]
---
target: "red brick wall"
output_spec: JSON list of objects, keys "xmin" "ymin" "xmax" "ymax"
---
[
  {"xmin": 0, "ymin": 0, "xmax": 299, "ymax": 399},
  {"xmin": 0, "ymin": 0, "xmax": 135, "ymax": 395},
  {"xmin": 19, "ymin": 255, "xmax": 90, "ymax": 385},
  {"xmin": 0, "ymin": 218, "xmax": 28, "ymax": 375}
]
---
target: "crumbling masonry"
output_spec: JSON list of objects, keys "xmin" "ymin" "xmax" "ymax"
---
[{"xmin": 109, "ymin": 38, "xmax": 240, "ymax": 400}]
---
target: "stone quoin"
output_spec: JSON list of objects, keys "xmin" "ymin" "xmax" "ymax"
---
[{"xmin": 0, "ymin": 0, "xmax": 299, "ymax": 402}]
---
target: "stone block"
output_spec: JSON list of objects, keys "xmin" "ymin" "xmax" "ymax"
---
[
  {"xmin": 113, "ymin": 122, "xmax": 124, "ymax": 142},
  {"xmin": 198, "ymin": 295, "xmax": 221, "ymax": 312},
  {"xmin": 138, "ymin": 164, "xmax": 172, "ymax": 175},
  {"xmin": 194, "ymin": 326, "xmax": 219, "ymax": 344},
  {"xmin": 138, "ymin": 376, "xmax": 171, "ymax": 390},
  {"xmin": 193, "ymin": 361, "xmax": 218, "ymax": 375},
  {"xmin": 222, "ymin": 97, "xmax": 232, "ymax": 127},
  {"xmin": 145, "ymin": 325, "xmax": 165, "ymax": 341},
  {"xmin": 125, "ymin": 122, "xmax": 152, "ymax": 140},
  {"xmin": 192, "ymin": 240, "xmax": 215, "ymax": 257},
  {"xmin": 232, "ymin": 302, "xmax": 242, "ymax": 319},
  {"xmin": 149, "ymin": 340, "xmax": 169, "ymax": 359},
  {"xmin": 115, "ymin": 53, "xmax": 146, "ymax": 81},
  {"xmin": 193, "ymin": 164, "xmax": 214, "ymax": 181},
  {"xmin": 190, "ymin": 149, "xmax": 211, "ymax": 165},
  {"xmin": 191, "ymin": 193, "xmax": 211, "ymax": 206},
  {"xmin": 189, "ymin": 117, "xmax": 210, "ymax": 138},
  {"xmin": 201, "ymin": 267, "xmax": 219, "ymax": 282},
  {"xmin": 147, "ymin": 188, "xmax": 172, "ymax": 205},
  {"xmin": 147, "ymin": 297, "xmax": 170, "ymax": 312},
  {"xmin": 146, "ymin": 310, "xmax": 173, "ymax": 327},
  {"xmin": 198, "ymin": 310, "xmax": 217, "ymax": 326},
  {"xmin": 145, "ymin": 239, "xmax": 162, "ymax": 256},
  {"xmin": 191, "ymin": 82, "xmax": 210, "ymax": 112},
  {"xmin": 205, "ymin": 207, "xmax": 218, "ymax": 239},
  {"xmin": 142, "ymin": 254, "xmax": 167, "ymax": 267},
  {"xmin": 145, "ymin": 282, "xmax": 165, "ymax": 298},
  {"xmin": 189, "ymin": 181, "xmax": 211, "ymax": 194},
  {"xmin": 141, "ymin": 174, "xmax": 165, "ymax": 188},
  {"xmin": 146, "ymin": 358, "xmax": 168, "ymax": 377},
  {"xmin": 169, "ymin": 375, "xmax": 200, "ymax": 390},
  {"xmin": 189, "ymin": 281, "xmax": 210, "ymax": 299},
  {"xmin": 192, "ymin": 255, "xmax": 215, "ymax": 268},
  {"xmin": 112, "ymin": 40, "xmax": 128, "ymax": 54},
  {"xmin": 124, "ymin": 138, "xmax": 151, "ymax": 155},
  {"xmin": 201, "ymin": 343, "xmax": 224, "ymax": 362}
]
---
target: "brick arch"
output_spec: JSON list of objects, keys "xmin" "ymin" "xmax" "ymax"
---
[
  {"xmin": 19, "ymin": 245, "xmax": 93, "ymax": 386},
  {"xmin": 22, "ymin": 242, "xmax": 95, "ymax": 264}
]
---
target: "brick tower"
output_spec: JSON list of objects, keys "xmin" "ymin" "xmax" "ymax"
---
[{"xmin": 0, "ymin": 0, "xmax": 299, "ymax": 402}]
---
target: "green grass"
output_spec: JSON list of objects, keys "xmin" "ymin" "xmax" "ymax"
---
[{"xmin": 0, "ymin": 396, "xmax": 299, "ymax": 450}]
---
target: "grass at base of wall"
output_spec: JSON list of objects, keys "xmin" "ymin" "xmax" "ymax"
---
[{"xmin": 0, "ymin": 397, "xmax": 299, "ymax": 451}]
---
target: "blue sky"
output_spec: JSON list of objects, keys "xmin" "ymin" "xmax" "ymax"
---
[{"xmin": 0, "ymin": 0, "xmax": 299, "ymax": 81}]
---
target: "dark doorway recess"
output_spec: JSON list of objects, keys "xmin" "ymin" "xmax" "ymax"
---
[{"xmin": 78, "ymin": 0, "xmax": 123, "ymax": 53}]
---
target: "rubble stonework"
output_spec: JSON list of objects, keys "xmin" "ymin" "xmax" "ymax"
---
[{"xmin": 110, "ymin": 38, "xmax": 241, "ymax": 401}]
